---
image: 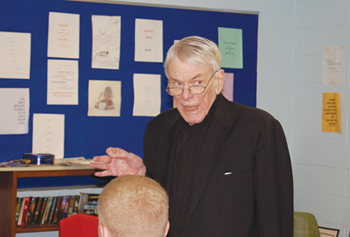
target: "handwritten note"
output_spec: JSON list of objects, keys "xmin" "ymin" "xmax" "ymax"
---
[
  {"xmin": 135, "ymin": 19, "xmax": 163, "ymax": 62},
  {"xmin": 218, "ymin": 27, "xmax": 243, "ymax": 69},
  {"xmin": 133, "ymin": 73, "xmax": 161, "ymax": 116},
  {"xmin": 0, "ymin": 88, "xmax": 29, "ymax": 135},
  {"xmin": 0, "ymin": 32, "xmax": 31, "ymax": 79},
  {"xmin": 47, "ymin": 12, "xmax": 80, "ymax": 59}
]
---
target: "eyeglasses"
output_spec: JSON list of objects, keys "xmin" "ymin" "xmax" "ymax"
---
[{"xmin": 166, "ymin": 70, "xmax": 218, "ymax": 96}]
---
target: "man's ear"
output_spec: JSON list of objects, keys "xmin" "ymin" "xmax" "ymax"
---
[
  {"xmin": 215, "ymin": 69, "xmax": 225, "ymax": 94},
  {"xmin": 164, "ymin": 221, "xmax": 170, "ymax": 237},
  {"xmin": 99, "ymin": 224, "xmax": 109, "ymax": 237}
]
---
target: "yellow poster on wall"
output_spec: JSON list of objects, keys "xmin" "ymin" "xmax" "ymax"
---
[{"xmin": 322, "ymin": 93, "xmax": 340, "ymax": 132}]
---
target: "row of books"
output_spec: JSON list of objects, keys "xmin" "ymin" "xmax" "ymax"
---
[{"xmin": 16, "ymin": 193, "xmax": 100, "ymax": 227}]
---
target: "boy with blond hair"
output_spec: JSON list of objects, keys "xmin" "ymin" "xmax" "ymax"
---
[{"xmin": 98, "ymin": 175, "xmax": 169, "ymax": 237}]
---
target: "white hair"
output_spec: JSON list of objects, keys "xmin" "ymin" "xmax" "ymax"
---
[{"xmin": 164, "ymin": 36, "xmax": 221, "ymax": 78}]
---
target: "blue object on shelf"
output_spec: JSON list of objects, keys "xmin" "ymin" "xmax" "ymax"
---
[{"xmin": 23, "ymin": 153, "xmax": 55, "ymax": 165}]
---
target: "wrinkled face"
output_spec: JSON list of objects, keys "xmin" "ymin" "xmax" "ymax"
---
[{"xmin": 167, "ymin": 57, "xmax": 223, "ymax": 125}]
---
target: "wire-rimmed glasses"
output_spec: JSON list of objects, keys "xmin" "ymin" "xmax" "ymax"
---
[{"xmin": 166, "ymin": 70, "xmax": 218, "ymax": 96}]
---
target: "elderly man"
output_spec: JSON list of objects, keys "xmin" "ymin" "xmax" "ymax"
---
[
  {"xmin": 90, "ymin": 36, "xmax": 293, "ymax": 237},
  {"xmin": 98, "ymin": 175, "xmax": 169, "ymax": 237}
]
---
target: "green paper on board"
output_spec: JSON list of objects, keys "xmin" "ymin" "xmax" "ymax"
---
[{"xmin": 218, "ymin": 27, "xmax": 243, "ymax": 69}]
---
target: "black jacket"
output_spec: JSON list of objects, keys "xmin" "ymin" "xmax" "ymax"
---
[{"xmin": 144, "ymin": 94, "xmax": 293, "ymax": 237}]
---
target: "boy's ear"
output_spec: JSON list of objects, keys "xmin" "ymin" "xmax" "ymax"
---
[
  {"xmin": 164, "ymin": 221, "xmax": 170, "ymax": 237},
  {"xmin": 99, "ymin": 224, "xmax": 109, "ymax": 237}
]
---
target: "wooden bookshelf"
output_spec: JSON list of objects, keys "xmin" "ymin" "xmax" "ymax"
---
[{"xmin": 0, "ymin": 165, "xmax": 97, "ymax": 237}]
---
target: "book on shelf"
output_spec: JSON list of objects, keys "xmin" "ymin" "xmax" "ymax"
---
[
  {"xmin": 78, "ymin": 193, "xmax": 99, "ymax": 209},
  {"xmin": 63, "ymin": 196, "xmax": 70, "ymax": 219},
  {"xmin": 84, "ymin": 204, "xmax": 98, "ymax": 209},
  {"xmin": 72, "ymin": 195, "xmax": 80, "ymax": 215},
  {"xmin": 83, "ymin": 208, "xmax": 98, "ymax": 216},
  {"xmin": 17, "ymin": 197, "xmax": 26, "ymax": 226},
  {"xmin": 15, "ymin": 197, "xmax": 23, "ymax": 223},
  {"xmin": 78, "ymin": 193, "xmax": 87, "ymax": 213},
  {"xmin": 14, "ymin": 192, "xmax": 100, "ymax": 227},
  {"xmin": 47, "ymin": 196, "xmax": 58, "ymax": 224},
  {"xmin": 57, "ymin": 196, "xmax": 68, "ymax": 222},
  {"xmin": 25, "ymin": 197, "xmax": 38, "ymax": 225},
  {"xmin": 52, "ymin": 196, "xmax": 62, "ymax": 224},
  {"xmin": 87, "ymin": 194, "xmax": 99, "ymax": 205},
  {"xmin": 41, "ymin": 196, "xmax": 53, "ymax": 225},
  {"xmin": 36, "ymin": 197, "xmax": 48, "ymax": 225},
  {"xmin": 78, "ymin": 193, "xmax": 99, "ymax": 216},
  {"xmin": 31, "ymin": 197, "xmax": 43, "ymax": 225},
  {"xmin": 66, "ymin": 195, "xmax": 75, "ymax": 217},
  {"xmin": 18, "ymin": 197, "xmax": 30, "ymax": 226}
]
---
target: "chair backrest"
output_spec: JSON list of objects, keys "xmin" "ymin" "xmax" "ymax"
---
[
  {"xmin": 59, "ymin": 213, "xmax": 99, "ymax": 237},
  {"xmin": 294, "ymin": 212, "xmax": 320, "ymax": 237}
]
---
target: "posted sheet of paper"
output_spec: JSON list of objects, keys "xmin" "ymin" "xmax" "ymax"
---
[
  {"xmin": 319, "ymin": 227, "xmax": 340, "ymax": 237},
  {"xmin": 88, "ymin": 80, "xmax": 121, "ymax": 117},
  {"xmin": 32, "ymin": 113, "xmax": 65, "ymax": 159},
  {"xmin": 221, "ymin": 73, "xmax": 234, "ymax": 101},
  {"xmin": 47, "ymin": 59, "xmax": 79, "ymax": 105},
  {"xmin": 133, "ymin": 74, "xmax": 161, "ymax": 116},
  {"xmin": 0, "ymin": 88, "xmax": 29, "ymax": 135},
  {"xmin": 322, "ymin": 46, "xmax": 345, "ymax": 85},
  {"xmin": 92, "ymin": 15, "xmax": 121, "ymax": 70},
  {"xmin": 322, "ymin": 93, "xmax": 341, "ymax": 132},
  {"xmin": 218, "ymin": 27, "xmax": 243, "ymax": 69},
  {"xmin": 48, "ymin": 12, "xmax": 80, "ymax": 59},
  {"xmin": 0, "ymin": 32, "xmax": 31, "ymax": 79},
  {"xmin": 135, "ymin": 19, "xmax": 163, "ymax": 62}
]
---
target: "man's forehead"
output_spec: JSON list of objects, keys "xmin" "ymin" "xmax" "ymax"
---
[
  {"xmin": 168, "ymin": 56, "xmax": 211, "ymax": 73},
  {"xmin": 167, "ymin": 71, "xmax": 206, "ymax": 81},
  {"xmin": 167, "ymin": 66, "xmax": 212, "ymax": 81}
]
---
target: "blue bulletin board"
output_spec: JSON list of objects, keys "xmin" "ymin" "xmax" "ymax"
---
[{"xmin": 0, "ymin": 0, "xmax": 258, "ymax": 187}]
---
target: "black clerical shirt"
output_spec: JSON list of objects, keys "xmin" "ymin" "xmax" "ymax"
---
[{"xmin": 168, "ymin": 96, "xmax": 219, "ymax": 236}]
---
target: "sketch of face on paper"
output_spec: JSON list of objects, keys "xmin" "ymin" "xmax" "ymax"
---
[{"xmin": 88, "ymin": 80, "xmax": 121, "ymax": 117}]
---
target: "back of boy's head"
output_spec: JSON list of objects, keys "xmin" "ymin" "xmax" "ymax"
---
[{"xmin": 98, "ymin": 175, "xmax": 169, "ymax": 237}]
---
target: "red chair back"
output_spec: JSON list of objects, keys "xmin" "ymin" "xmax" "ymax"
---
[{"xmin": 59, "ymin": 213, "xmax": 99, "ymax": 237}]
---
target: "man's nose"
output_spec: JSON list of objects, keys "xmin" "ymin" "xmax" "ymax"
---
[{"xmin": 181, "ymin": 87, "xmax": 194, "ymax": 99}]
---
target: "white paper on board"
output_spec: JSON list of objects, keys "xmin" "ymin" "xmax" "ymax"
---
[
  {"xmin": 47, "ymin": 59, "xmax": 79, "ymax": 105},
  {"xmin": 0, "ymin": 32, "xmax": 31, "ymax": 79},
  {"xmin": 135, "ymin": 19, "xmax": 163, "ymax": 62},
  {"xmin": 32, "ymin": 113, "xmax": 65, "ymax": 159},
  {"xmin": 47, "ymin": 12, "xmax": 80, "ymax": 59},
  {"xmin": 0, "ymin": 88, "xmax": 30, "ymax": 135},
  {"xmin": 92, "ymin": 15, "xmax": 121, "ymax": 69},
  {"xmin": 133, "ymin": 73, "xmax": 161, "ymax": 117}
]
